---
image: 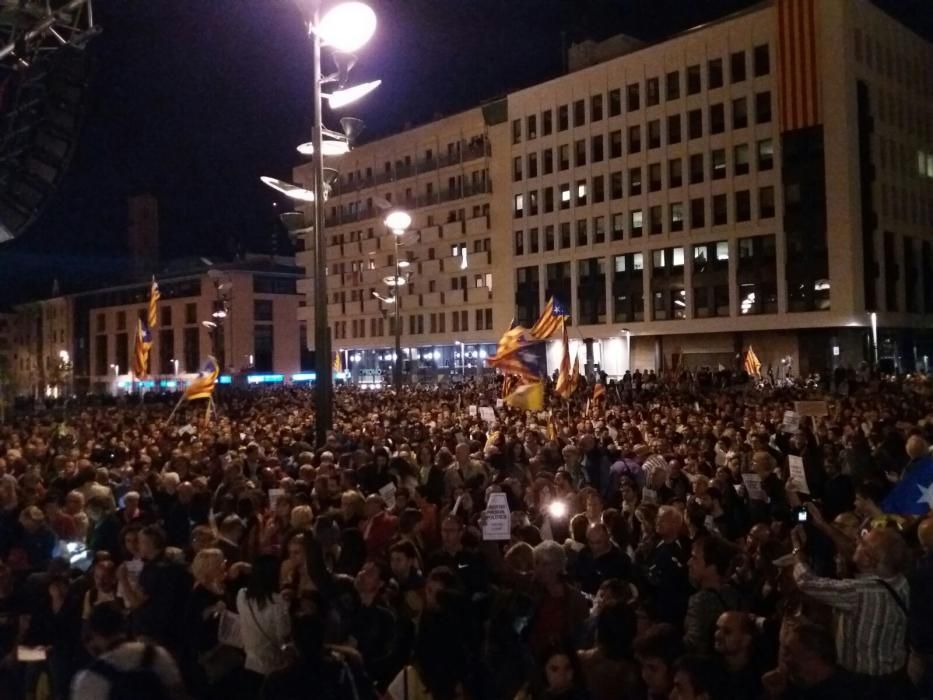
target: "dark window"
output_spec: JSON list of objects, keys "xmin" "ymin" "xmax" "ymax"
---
[
  {"xmin": 573, "ymin": 99, "xmax": 586, "ymax": 127},
  {"xmin": 185, "ymin": 303, "xmax": 197, "ymax": 325},
  {"xmin": 515, "ymin": 230, "xmax": 525, "ymax": 255},
  {"xmin": 512, "ymin": 119, "xmax": 522, "ymax": 144},
  {"xmin": 666, "ymin": 71, "xmax": 680, "ymax": 100},
  {"xmin": 753, "ymin": 44, "xmax": 770, "ymax": 77},
  {"xmin": 628, "ymin": 125, "xmax": 641, "ymax": 153},
  {"xmin": 648, "ymin": 163, "xmax": 662, "ymax": 192},
  {"xmin": 591, "ymin": 94, "xmax": 603, "ymax": 121},
  {"xmin": 254, "ymin": 325, "xmax": 274, "ymax": 372},
  {"xmin": 735, "ymin": 190, "xmax": 752, "ymax": 221},
  {"xmin": 627, "ymin": 83, "xmax": 640, "ymax": 111},
  {"xmin": 591, "ymin": 134, "xmax": 604, "ymax": 162},
  {"xmin": 543, "ymin": 148, "xmax": 554, "ymax": 174},
  {"xmin": 688, "ymin": 109, "xmax": 703, "ymax": 139},
  {"xmin": 529, "ymin": 228, "xmax": 539, "ymax": 253},
  {"xmin": 610, "ymin": 130, "xmax": 623, "ymax": 158},
  {"xmin": 559, "ymin": 144, "xmax": 570, "ymax": 170},
  {"xmin": 545, "ymin": 225, "xmax": 555, "ymax": 251},
  {"xmin": 733, "ymin": 97, "xmax": 748, "ymax": 129},
  {"xmin": 159, "ymin": 307, "xmax": 171, "ymax": 327},
  {"xmin": 544, "ymin": 187, "xmax": 554, "ymax": 212},
  {"xmin": 576, "ymin": 219, "xmax": 588, "ymax": 246},
  {"xmin": 513, "ymin": 156, "xmax": 523, "ymax": 181},
  {"xmin": 95, "ymin": 335, "xmax": 108, "ymax": 376},
  {"xmin": 713, "ymin": 194, "xmax": 728, "ymax": 225},
  {"xmin": 710, "ymin": 103, "xmax": 725, "ymax": 134},
  {"xmin": 593, "ymin": 216, "xmax": 605, "ymax": 244},
  {"xmin": 526, "ymin": 114, "xmax": 537, "ymax": 139},
  {"xmin": 649, "ymin": 205, "xmax": 663, "ymax": 234},
  {"xmin": 609, "ymin": 89, "xmax": 622, "ymax": 116},
  {"xmin": 712, "ymin": 149, "xmax": 726, "ymax": 180},
  {"xmin": 757, "ymin": 139, "xmax": 774, "ymax": 170},
  {"xmin": 687, "ymin": 65, "xmax": 702, "ymax": 95},
  {"xmin": 689, "ymin": 154, "xmax": 704, "ymax": 184},
  {"xmin": 115, "ymin": 334, "xmax": 128, "ymax": 376},
  {"xmin": 611, "ymin": 213, "xmax": 624, "ymax": 241},
  {"xmin": 759, "ymin": 186, "xmax": 775, "ymax": 218},
  {"xmin": 669, "ymin": 158, "xmax": 683, "ymax": 188},
  {"xmin": 159, "ymin": 329, "xmax": 174, "ymax": 374},
  {"xmin": 593, "ymin": 175, "xmax": 605, "ymax": 203},
  {"xmin": 755, "ymin": 91, "xmax": 772, "ymax": 124},
  {"xmin": 560, "ymin": 222, "xmax": 571, "ymax": 248},
  {"xmin": 648, "ymin": 120, "xmax": 661, "ymax": 149},
  {"xmin": 690, "ymin": 198, "xmax": 706, "ymax": 228},
  {"xmin": 254, "ymin": 299, "xmax": 273, "ymax": 322},
  {"xmin": 629, "ymin": 167, "xmax": 642, "ymax": 196},
  {"xmin": 670, "ymin": 203, "xmax": 684, "ymax": 232},
  {"xmin": 558, "ymin": 105, "xmax": 569, "ymax": 131},
  {"xmin": 611, "ymin": 171, "xmax": 623, "ymax": 199},
  {"xmin": 708, "ymin": 58, "xmax": 724, "ymax": 89},
  {"xmin": 667, "ymin": 114, "xmax": 682, "ymax": 144},
  {"xmin": 646, "ymin": 77, "xmax": 660, "ymax": 106},
  {"xmin": 183, "ymin": 327, "xmax": 199, "ymax": 372},
  {"xmin": 543, "ymin": 109, "xmax": 553, "ymax": 135},
  {"xmin": 574, "ymin": 139, "xmax": 587, "ymax": 167},
  {"xmin": 528, "ymin": 151, "xmax": 538, "ymax": 177},
  {"xmin": 731, "ymin": 50, "xmax": 746, "ymax": 83},
  {"xmin": 734, "ymin": 143, "xmax": 750, "ymax": 175}
]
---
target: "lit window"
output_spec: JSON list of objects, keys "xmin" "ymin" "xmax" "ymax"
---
[
  {"xmin": 577, "ymin": 182, "xmax": 587, "ymax": 198},
  {"xmin": 672, "ymin": 247, "xmax": 685, "ymax": 266},
  {"xmin": 632, "ymin": 253, "xmax": 644, "ymax": 270},
  {"xmin": 716, "ymin": 241, "xmax": 729, "ymax": 260}
]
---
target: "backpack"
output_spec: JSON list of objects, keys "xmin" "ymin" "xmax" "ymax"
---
[{"xmin": 87, "ymin": 644, "xmax": 170, "ymax": 700}]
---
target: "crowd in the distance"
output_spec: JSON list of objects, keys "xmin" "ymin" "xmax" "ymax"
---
[{"xmin": 1, "ymin": 365, "xmax": 933, "ymax": 700}]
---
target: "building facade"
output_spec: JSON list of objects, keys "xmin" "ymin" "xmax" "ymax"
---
[
  {"xmin": 301, "ymin": 0, "xmax": 933, "ymax": 378},
  {"xmin": 1, "ymin": 256, "xmax": 305, "ymax": 397},
  {"xmin": 293, "ymin": 106, "xmax": 513, "ymax": 381}
]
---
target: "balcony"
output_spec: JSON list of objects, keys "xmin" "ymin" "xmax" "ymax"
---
[
  {"xmin": 326, "ymin": 274, "xmax": 343, "ymax": 291},
  {"xmin": 420, "ymin": 225, "xmax": 441, "ymax": 244},
  {"xmin": 465, "ymin": 214, "xmax": 489, "ymax": 235},
  {"xmin": 420, "ymin": 259, "xmax": 441, "ymax": 276},
  {"xmin": 360, "ymin": 237, "xmax": 380, "ymax": 254},
  {"xmin": 467, "ymin": 250, "xmax": 490, "ymax": 268},
  {"xmin": 442, "ymin": 219, "xmax": 464, "ymax": 238},
  {"xmin": 420, "ymin": 291, "xmax": 443, "ymax": 307},
  {"xmin": 363, "ymin": 298, "xmax": 381, "ymax": 314}
]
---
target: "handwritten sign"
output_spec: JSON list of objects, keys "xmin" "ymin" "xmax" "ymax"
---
[
  {"xmin": 742, "ymin": 473, "xmax": 766, "ymax": 501},
  {"xmin": 468, "ymin": 405, "xmax": 478, "ymax": 417},
  {"xmin": 268, "ymin": 488, "xmax": 285, "ymax": 510},
  {"xmin": 483, "ymin": 492, "xmax": 511, "ymax": 541},
  {"xmin": 788, "ymin": 455, "xmax": 810, "ymax": 494},
  {"xmin": 379, "ymin": 482, "xmax": 397, "ymax": 511},
  {"xmin": 479, "ymin": 407, "xmax": 496, "ymax": 424},
  {"xmin": 782, "ymin": 410, "xmax": 800, "ymax": 433},
  {"xmin": 794, "ymin": 401, "xmax": 828, "ymax": 418}
]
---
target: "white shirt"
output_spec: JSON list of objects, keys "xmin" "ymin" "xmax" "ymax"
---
[
  {"xmin": 70, "ymin": 641, "xmax": 184, "ymax": 699},
  {"xmin": 236, "ymin": 588, "xmax": 291, "ymax": 675}
]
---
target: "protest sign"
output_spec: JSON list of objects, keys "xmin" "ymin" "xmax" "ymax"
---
[
  {"xmin": 782, "ymin": 411, "xmax": 800, "ymax": 433},
  {"xmin": 794, "ymin": 401, "xmax": 828, "ymax": 418},
  {"xmin": 788, "ymin": 455, "xmax": 810, "ymax": 494},
  {"xmin": 742, "ymin": 473, "xmax": 766, "ymax": 501},
  {"xmin": 479, "ymin": 407, "xmax": 496, "ymax": 424},
  {"xmin": 379, "ymin": 482, "xmax": 397, "ymax": 510},
  {"xmin": 483, "ymin": 492, "xmax": 511, "ymax": 541}
]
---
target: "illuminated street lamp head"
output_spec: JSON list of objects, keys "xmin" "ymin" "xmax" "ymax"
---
[
  {"xmin": 212, "ymin": 310, "xmax": 227, "ymax": 319},
  {"xmin": 397, "ymin": 260, "xmax": 411, "ymax": 269},
  {"xmin": 383, "ymin": 275, "xmax": 406, "ymax": 287},
  {"xmin": 372, "ymin": 291, "xmax": 396, "ymax": 304},
  {"xmin": 260, "ymin": 176, "xmax": 315, "ymax": 202},
  {"xmin": 316, "ymin": 2, "xmax": 377, "ymax": 53},
  {"xmin": 384, "ymin": 209, "xmax": 411, "ymax": 233},
  {"xmin": 324, "ymin": 80, "xmax": 381, "ymax": 109},
  {"xmin": 201, "ymin": 320, "xmax": 218, "ymax": 330},
  {"xmin": 296, "ymin": 139, "xmax": 350, "ymax": 157}
]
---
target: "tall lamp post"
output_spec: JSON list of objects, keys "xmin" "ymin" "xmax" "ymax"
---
[
  {"xmin": 384, "ymin": 210, "xmax": 412, "ymax": 389},
  {"xmin": 262, "ymin": 0, "xmax": 379, "ymax": 446}
]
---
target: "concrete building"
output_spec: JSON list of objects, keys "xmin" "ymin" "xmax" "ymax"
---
[
  {"xmin": 298, "ymin": 0, "xmax": 933, "ymax": 378},
  {"xmin": 1, "ymin": 256, "xmax": 305, "ymax": 397},
  {"xmin": 292, "ymin": 106, "xmax": 512, "ymax": 381}
]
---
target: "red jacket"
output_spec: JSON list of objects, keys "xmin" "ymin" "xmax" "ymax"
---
[{"xmin": 363, "ymin": 511, "xmax": 398, "ymax": 559}]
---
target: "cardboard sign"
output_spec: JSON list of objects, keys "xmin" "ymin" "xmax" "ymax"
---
[
  {"xmin": 468, "ymin": 405, "xmax": 478, "ymax": 417},
  {"xmin": 794, "ymin": 401, "xmax": 828, "ymax": 418},
  {"xmin": 782, "ymin": 411, "xmax": 800, "ymax": 433},
  {"xmin": 479, "ymin": 407, "xmax": 496, "ymax": 424},
  {"xmin": 379, "ymin": 482, "xmax": 397, "ymax": 511},
  {"xmin": 787, "ymin": 455, "xmax": 810, "ymax": 494},
  {"xmin": 742, "ymin": 473, "xmax": 766, "ymax": 501},
  {"xmin": 268, "ymin": 488, "xmax": 285, "ymax": 510},
  {"xmin": 483, "ymin": 492, "xmax": 511, "ymax": 541}
]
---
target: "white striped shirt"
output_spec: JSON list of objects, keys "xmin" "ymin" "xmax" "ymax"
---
[{"xmin": 793, "ymin": 563, "xmax": 908, "ymax": 676}]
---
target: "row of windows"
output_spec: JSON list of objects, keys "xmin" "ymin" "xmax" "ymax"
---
[
  {"xmin": 512, "ymin": 93, "xmax": 773, "ymax": 182},
  {"xmin": 854, "ymin": 27, "xmax": 933, "ymax": 98},
  {"xmin": 96, "ymin": 303, "xmax": 200, "ymax": 333},
  {"xmin": 329, "ymin": 239, "xmax": 491, "ymax": 278},
  {"xmin": 513, "ymin": 140, "xmax": 775, "ymax": 218},
  {"xmin": 511, "ymin": 45, "xmax": 771, "ymax": 143},
  {"xmin": 329, "ymin": 205, "xmax": 490, "ymax": 249},
  {"xmin": 333, "ymin": 308, "xmax": 494, "ymax": 340},
  {"xmin": 514, "ymin": 187, "xmax": 776, "ymax": 254}
]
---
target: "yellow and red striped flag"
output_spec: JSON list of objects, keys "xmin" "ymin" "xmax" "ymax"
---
[
  {"xmin": 570, "ymin": 352, "xmax": 581, "ymax": 392},
  {"xmin": 777, "ymin": 0, "xmax": 821, "ymax": 132},
  {"xmin": 593, "ymin": 383, "xmax": 606, "ymax": 402},
  {"xmin": 529, "ymin": 297, "xmax": 569, "ymax": 340},
  {"xmin": 555, "ymin": 324, "xmax": 573, "ymax": 399},
  {"xmin": 184, "ymin": 356, "xmax": 219, "ymax": 401},
  {"xmin": 132, "ymin": 318, "xmax": 151, "ymax": 378},
  {"xmin": 744, "ymin": 345, "xmax": 762, "ymax": 377},
  {"xmin": 147, "ymin": 277, "xmax": 160, "ymax": 331}
]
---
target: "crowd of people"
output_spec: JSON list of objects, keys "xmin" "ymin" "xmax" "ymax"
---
[{"xmin": 1, "ymin": 365, "xmax": 932, "ymax": 700}]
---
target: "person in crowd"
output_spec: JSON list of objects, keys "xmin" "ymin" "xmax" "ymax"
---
[
  {"xmin": 684, "ymin": 536, "xmax": 741, "ymax": 653},
  {"xmin": 633, "ymin": 623, "xmax": 684, "ymax": 700},
  {"xmin": 712, "ymin": 611, "xmax": 762, "ymax": 700},
  {"xmin": 236, "ymin": 553, "xmax": 291, "ymax": 696},
  {"xmin": 514, "ymin": 642, "xmax": 592, "ymax": 700}
]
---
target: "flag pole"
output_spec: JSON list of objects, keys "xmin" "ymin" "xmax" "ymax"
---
[{"xmin": 167, "ymin": 392, "xmax": 185, "ymax": 422}]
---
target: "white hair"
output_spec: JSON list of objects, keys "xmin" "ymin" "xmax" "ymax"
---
[{"xmin": 533, "ymin": 539, "xmax": 567, "ymax": 572}]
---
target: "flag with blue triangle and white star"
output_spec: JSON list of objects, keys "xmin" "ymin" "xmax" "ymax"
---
[{"xmin": 882, "ymin": 457, "xmax": 933, "ymax": 516}]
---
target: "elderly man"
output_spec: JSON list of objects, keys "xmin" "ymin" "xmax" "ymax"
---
[
  {"xmin": 646, "ymin": 505, "xmax": 691, "ymax": 627},
  {"xmin": 793, "ymin": 526, "xmax": 910, "ymax": 681}
]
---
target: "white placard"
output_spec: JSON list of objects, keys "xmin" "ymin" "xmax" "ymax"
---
[
  {"xmin": 787, "ymin": 455, "xmax": 810, "ymax": 494},
  {"xmin": 483, "ymin": 492, "xmax": 511, "ymax": 541},
  {"xmin": 495, "ymin": 399, "xmax": 504, "ymax": 408},
  {"xmin": 379, "ymin": 482, "xmax": 397, "ymax": 511},
  {"xmin": 16, "ymin": 646, "xmax": 47, "ymax": 662},
  {"xmin": 468, "ymin": 405, "xmax": 478, "ymax": 417},
  {"xmin": 742, "ymin": 473, "xmax": 766, "ymax": 501},
  {"xmin": 268, "ymin": 488, "xmax": 285, "ymax": 510},
  {"xmin": 782, "ymin": 411, "xmax": 800, "ymax": 433},
  {"xmin": 479, "ymin": 407, "xmax": 496, "ymax": 424}
]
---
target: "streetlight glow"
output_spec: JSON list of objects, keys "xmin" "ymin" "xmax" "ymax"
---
[
  {"xmin": 296, "ymin": 139, "xmax": 350, "ymax": 157},
  {"xmin": 316, "ymin": 2, "xmax": 377, "ymax": 53},
  {"xmin": 325, "ymin": 80, "xmax": 381, "ymax": 109},
  {"xmin": 384, "ymin": 210, "xmax": 412, "ymax": 232},
  {"xmin": 260, "ymin": 176, "xmax": 316, "ymax": 202}
]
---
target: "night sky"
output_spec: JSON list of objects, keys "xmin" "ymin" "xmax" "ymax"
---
[{"xmin": 0, "ymin": 0, "xmax": 930, "ymax": 303}]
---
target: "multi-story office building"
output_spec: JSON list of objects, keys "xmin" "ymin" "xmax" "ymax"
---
[
  {"xmin": 1, "ymin": 256, "xmax": 305, "ymax": 397},
  {"xmin": 298, "ymin": 0, "xmax": 933, "ymax": 377},
  {"xmin": 293, "ymin": 106, "xmax": 513, "ymax": 380}
]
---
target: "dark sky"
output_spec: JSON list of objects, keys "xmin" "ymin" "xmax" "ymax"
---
[{"xmin": 1, "ymin": 0, "xmax": 930, "ymax": 303}]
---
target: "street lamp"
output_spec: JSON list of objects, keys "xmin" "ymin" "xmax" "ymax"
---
[
  {"xmin": 172, "ymin": 358, "xmax": 179, "ymax": 376},
  {"xmin": 384, "ymin": 210, "xmax": 411, "ymax": 389},
  {"xmin": 269, "ymin": 0, "xmax": 379, "ymax": 446},
  {"xmin": 455, "ymin": 340, "xmax": 465, "ymax": 376}
]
